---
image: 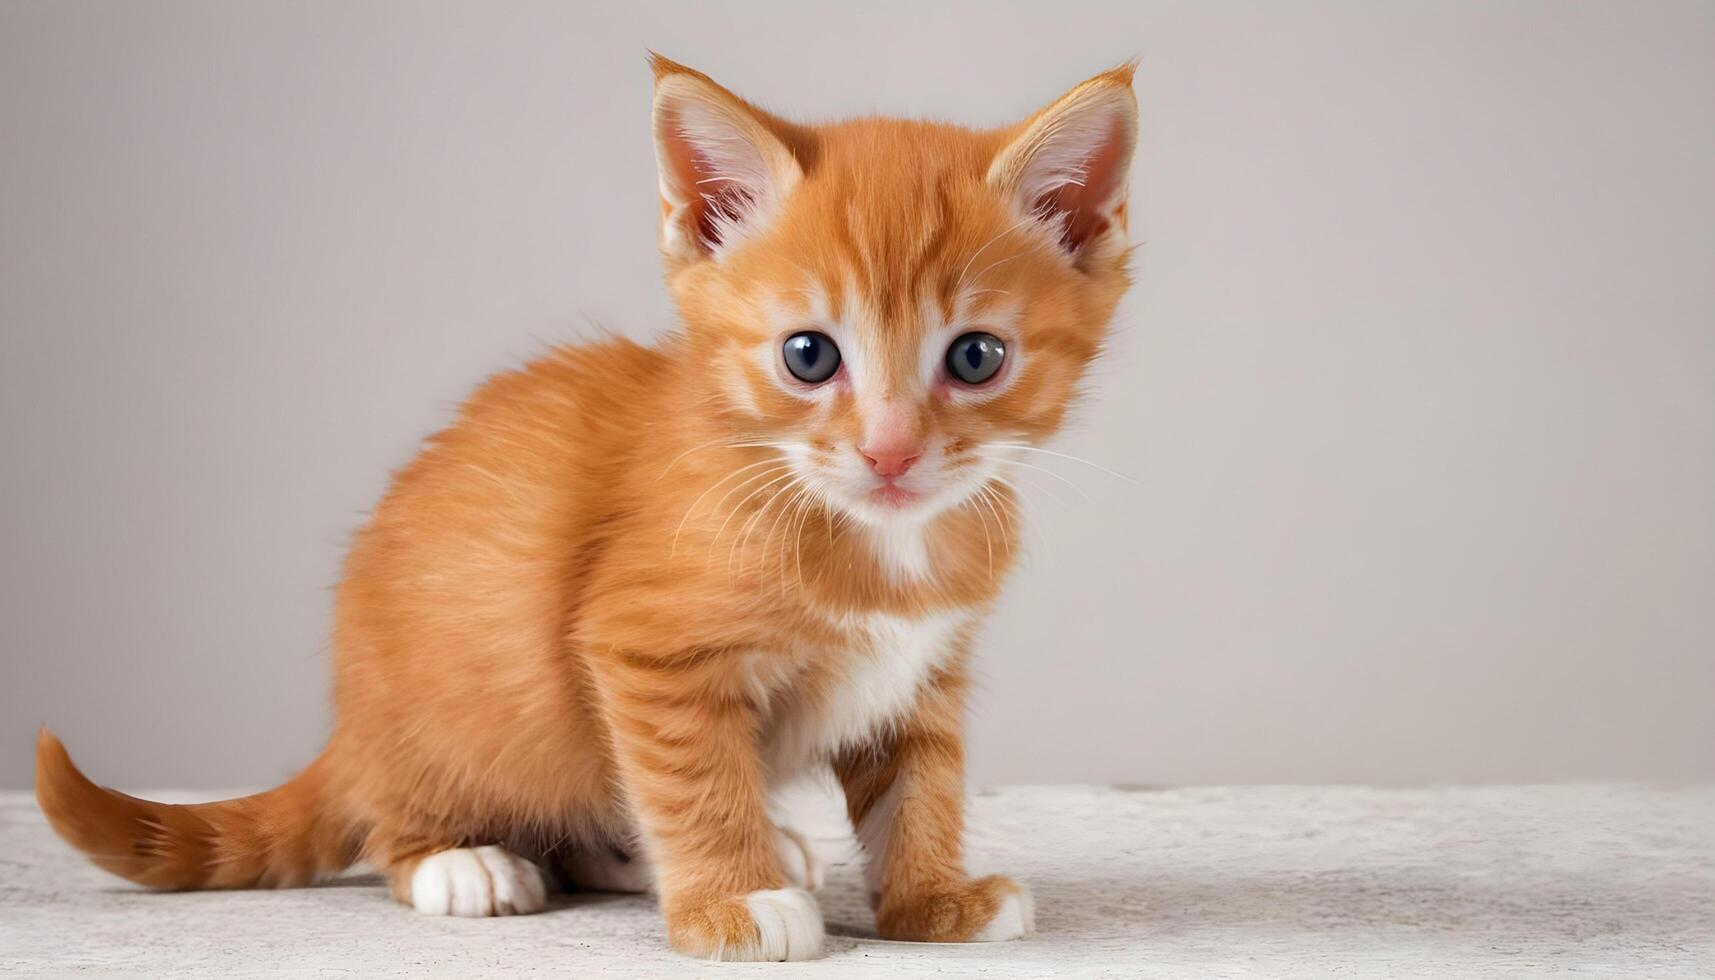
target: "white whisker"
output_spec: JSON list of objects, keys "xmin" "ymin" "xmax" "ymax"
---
[
  {"xmin": 975, "ymin": 486, "xmax": 1014, "ymax": 564},
  {"xmin": 987, "ymin": 443, "xmax": 1141, "ymax": 486},
  {"xmin": 655, "ymin": 438, "xmax": 737, "ymax": 482},
  {"xmin": 671, "ymin": 459, "xmax": 788, "ymax": 556},
  {"xmin": 760, "ymin": 483, "xmax": 812, "ymax": 592},
  {"xmin": 986, "ymin": 476, "xmax": 1052, "ymax": 558},
  {"xmin": 967, "ymin": 494, "xmax": 996, "ymax": 581},
  {"xmin": 715, "ymin": 470, "xmax": 797, "ymax": 570},
  {"xmin": 983, "ymin": 455, "xmax": 1093, "ymax": 503},
  {"xmin": 990, "ymin": 471, "xmax": 1069, "ymax": 512}
]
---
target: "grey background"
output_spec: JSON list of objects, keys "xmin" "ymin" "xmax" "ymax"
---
[{"xmin": 3, "ymin": 1, "xmax": 1711, "ymax": 791}]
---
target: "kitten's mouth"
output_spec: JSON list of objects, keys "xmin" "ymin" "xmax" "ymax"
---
[{"xmin": 869, "ymin": 483, "xmax": 919, "ymax": 507}]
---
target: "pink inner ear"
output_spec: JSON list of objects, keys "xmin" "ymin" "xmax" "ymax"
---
[
  {"xmin": 1033, "ymin": 115, "xmax": 1129, "ymax": 254},
  {"xmin": 659, "ymin": 102, "xmax": 768, "ymax": 255},
  {"xmin": 691, "ymin": 173, "xmax": 756, "ymax": 253},
  {"xmin": 667, "ymin": 134, "xmax": 751, "ymax": 252}
]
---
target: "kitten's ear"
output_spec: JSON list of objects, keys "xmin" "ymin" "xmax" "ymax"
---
[
  {"xmin": 649, "ymin": 55, "xmax": 802, "ymax": 263},
  {"xmin": 988, "ymin": 65, "xmax": 1139, "ymax": 262}
]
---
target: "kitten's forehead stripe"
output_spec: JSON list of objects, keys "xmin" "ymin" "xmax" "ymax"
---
[{"xmin": 808, "ymin": 122, "xmax": 993, "ymax": 326}]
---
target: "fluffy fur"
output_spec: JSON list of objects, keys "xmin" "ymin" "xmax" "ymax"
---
[{"xmin": 35, "ymin": 56, "xmax": 1138, "ymax": 961}]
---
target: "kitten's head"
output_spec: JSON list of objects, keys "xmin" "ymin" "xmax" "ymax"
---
[{"xmin": 652, "ymin": 57, "xmax": 1136, "ymax": 538}]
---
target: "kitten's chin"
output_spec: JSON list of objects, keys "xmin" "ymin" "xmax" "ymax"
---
[{"xmin": 841, "ymin": 499, "xmax": 933, "ymax": 529}]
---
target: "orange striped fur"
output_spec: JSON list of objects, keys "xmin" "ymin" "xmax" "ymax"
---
[{"xmin": 36, "ymin": 56, "xmax": 1138, "ymax": 961}]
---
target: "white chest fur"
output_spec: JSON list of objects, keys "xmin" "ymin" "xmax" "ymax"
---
[{"xmin": 762, "ymin": 609, "xmax": 971, "ymax": 778}]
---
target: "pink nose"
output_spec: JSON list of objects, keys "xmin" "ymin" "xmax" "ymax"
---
[{"xmin": 860, "ymin": 446, "xmax": 921, "ymax": 478}]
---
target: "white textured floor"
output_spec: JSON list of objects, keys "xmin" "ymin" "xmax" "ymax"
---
[{"xmin": 2, "ymin": 784, "xmax": 1712, "ymax": 978}]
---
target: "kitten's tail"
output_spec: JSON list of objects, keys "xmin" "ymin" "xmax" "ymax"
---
[{"xmin": 33, "ymin": 726, "xmax": 360, "ymax": 890}]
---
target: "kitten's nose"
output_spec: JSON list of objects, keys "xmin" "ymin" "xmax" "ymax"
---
[{"xmin": 860, "ymin": 445, "xmax": 921, "ymax": 478}]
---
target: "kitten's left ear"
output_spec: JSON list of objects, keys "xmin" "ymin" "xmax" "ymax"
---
[
  {"xmin": 989, "ymin": 64, "xmax": 1139, "ymax": 263},
  {"xmin": 649, "ymin": 55, "xmax": 803, "ymax": 264}
]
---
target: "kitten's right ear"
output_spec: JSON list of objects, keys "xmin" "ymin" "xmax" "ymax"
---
[
  {"xmin": 989, "ymin": 64, "xmax": 1139, "ymax": 264},
  {"xmin": 649, "ymin": 55, "xmax": 802, "ymax": 264}
]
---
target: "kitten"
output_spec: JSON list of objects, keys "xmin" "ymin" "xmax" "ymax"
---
[{"xmin": 36, "ymin": 56, "xmax": 1138, "ymax": 961}]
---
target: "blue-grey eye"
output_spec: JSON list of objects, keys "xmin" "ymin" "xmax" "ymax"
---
[
  {"xmin": 946, "ymin": 332, "xmax": 1006, "ymax": 385},
  {"xmin": 783, "ymin": 331, "xmax": 841, "ymax": 384}
]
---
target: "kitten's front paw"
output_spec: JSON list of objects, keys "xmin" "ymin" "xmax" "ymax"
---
[
  {"xmin": 408, "ymin": 846, "xmax": 547, "ymax": 917},
  {"xmin": 668, "ymin": 887, "xmax": 824, "ymax": 961},
  {"xmin": 772, "ymin": 823, "xmax": 823, "ymax": 892},
  {"xmin": 876, "ymin": 875, "xmax": 1034, "ymax": 943}
]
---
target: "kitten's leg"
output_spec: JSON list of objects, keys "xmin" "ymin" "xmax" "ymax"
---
[
  {"xmin": 379, "ymin": 840, "xmax": 549, "ymax": 917},
  {"xmin": 834, "ymin": 665, "xmax": 1034, "ymax": 943},
  {"xmin": 594, "ymin": 652, "xmax": 824, "ymax": 961}
]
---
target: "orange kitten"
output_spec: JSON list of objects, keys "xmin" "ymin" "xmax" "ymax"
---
[{"xmin": 36, "ymin": 56, "xmax": 1137, "ymax": 961}]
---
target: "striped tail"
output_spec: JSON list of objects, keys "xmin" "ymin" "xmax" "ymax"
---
[{"xmin": 34, "ymin": 727, "xmax": 359, "ymax": 890}]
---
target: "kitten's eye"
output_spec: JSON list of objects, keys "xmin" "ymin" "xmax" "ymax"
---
[
  {"xmin": 945, "ymin": 332, "xmax": 1006, "ymax": 385},
  {"xmin": 782, "ymin": 331, "xmax": 842, "ymax": 384}
]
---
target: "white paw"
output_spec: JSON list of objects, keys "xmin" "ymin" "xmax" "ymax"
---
[
  {"xmin": 970, "ymin": 884, "xmax": 1035, "ymax": 941},
  {"xmin": 772, "ymin": 823, "xmax": 823, "ymax": 892},
  {"xmin": 560, "ymin": 844, "xmax": 654, "ymax": 893},
  {"xmin": 410, "ymin": 846, "xmax": 547, "ymax": 917},
  {"xmin": 728, "ymin": 888, "xmax": 824, "ymax": 961}
]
